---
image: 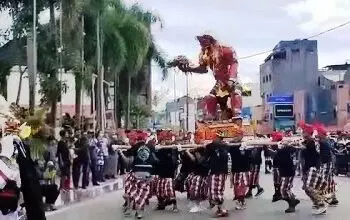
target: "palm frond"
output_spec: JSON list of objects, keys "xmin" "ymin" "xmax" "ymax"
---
[
  {"xmin": 129, "ymin": 3, "xmax": 163, "ymax": 28},
  {"xmin": 149, "ymin": 41, "xmax": 168, "ymax": 80},
  {"xmin": 120, "ymin": 15, "xmax": 151, "ymax": 74}
]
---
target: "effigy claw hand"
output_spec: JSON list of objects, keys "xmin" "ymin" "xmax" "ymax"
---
[{"xmin": 168, "ymin": 55, "xmax": 191, "ymax": 73}]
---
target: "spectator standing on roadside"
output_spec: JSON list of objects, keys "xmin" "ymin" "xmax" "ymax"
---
[
  {"xmin": 89, "ymin": 131, "xmax": 100, "ymax": 186},
  {"xmin": 56, "ymin": 130, "xmax": 71, "ymax": 190},
  {"xmin": 96, "ymin": 139, "xmax": 105, "ymax": 182},
  {"xmin": 72, "ymin": 135, "xmax": 90, "ymax": 189},
  {"xmin": 100, "ymin": 131, "xmax": 110, "ymax": 179},
  {"xmin": 105, "ymin": 135, "xmax": 119, "ymax": 179}
]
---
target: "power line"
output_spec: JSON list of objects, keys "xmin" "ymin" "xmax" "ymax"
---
[{"xmin": 238, "ymin": 20, "xmax": 350, "ymax": 60}]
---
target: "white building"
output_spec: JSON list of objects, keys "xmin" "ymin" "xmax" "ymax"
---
[
  {"xmin": 165, "ymin": 96, "xmax": 196, "ymax": 132},
  {"xmin": 7, "ymin": 66, "xmax": 92, "ymax": 117},
  {"xmin": 242, "ymin": 82, "xmax": 262, "ymax": 107}
]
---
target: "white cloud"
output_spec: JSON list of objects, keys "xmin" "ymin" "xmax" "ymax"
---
[{"xmin": 285, "ymin": 0, "xmax": 350, "ymax": 31}]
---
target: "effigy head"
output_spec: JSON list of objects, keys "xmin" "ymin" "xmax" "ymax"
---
[{"xmin": 196, "ymin": 34, "xmax": 217, "ymax": 47}]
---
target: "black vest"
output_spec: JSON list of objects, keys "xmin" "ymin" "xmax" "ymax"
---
[{"xmin": 132, "ymin": 144, "xmax": 153, "ymax": 173}]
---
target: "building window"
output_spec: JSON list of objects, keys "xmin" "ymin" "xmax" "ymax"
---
[
  {"xmin": 262, "ymin": 77, "xmax": 265, "ymax": 83},
  {"xmin": 268, "ymin": 74, "xmax": 271, "ymax": 81},
  {"xmin": 317, "ymin": 77, "xmax": 320, "ymax": 86}
]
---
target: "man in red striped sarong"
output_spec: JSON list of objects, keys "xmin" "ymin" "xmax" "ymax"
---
[
  {"xmin": 154, "ymin": 148, "xmax": 179, "ymax": 211},
  {"xmin": 185, "ymin": 147, "xmax": 209, "ymax": 213},
  {"xmin": 229, "ymin": 144, "xmax": 251, "ymax": 210},
  {"xmin": 245, "ymin": 147, "xmax": 264, "ymax": 198},
  {"xmin": 206, "ymin": 134, "xmax": 229, "ymax": 217}
]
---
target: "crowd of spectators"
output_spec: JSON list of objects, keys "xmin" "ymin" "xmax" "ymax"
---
[{"xmin": 35, "ymin": 127, "xmax": 126, "ymax": 211}]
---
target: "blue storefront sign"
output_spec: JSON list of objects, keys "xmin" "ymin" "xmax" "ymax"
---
[
  {"xmin": 242, "ymin": 107, "xmax": 252, "ymax": 120},
  {"xmin": 267, "ymin": 95, "xmax": 293, "ymax": 104}
]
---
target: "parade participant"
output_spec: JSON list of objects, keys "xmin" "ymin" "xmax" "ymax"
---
[
  {"xmin": 264, "ymin": 146, "xmax": 273, "ymax": 174},
  {"xmin": 229, "ymin": 143, "xmax": 251, "ymax": 210},
  {"xmin": 315, "ymin": 125, "xmax": 339, "ymax": 206},
  {"xmin": 246, "ymin": 147, "xmax": 264, "ymax": 198},
  {"xmin": 269, "ymin": 132, "xmax": 283, "ymax": 203},
  {"xmin": 170, "ymin": 34, "xmax": 242, "ymax": 121},
  {"xmin": 185, "ymin": 146, "xmax": 209, "ymax": 213},
  {"xmin": 119, "ymin": 133, "xmax": 158, "ymax": 219},
  {"xmin": 206, "ymin": 132, "xmax": 229, "ymax": 217},
  {"xmin": 271, "ymin": 144, "xmax": 282, "ymax": 202},
  {"xmin": 300, "ymin": 123, "xmax": 326, "ymax": 215},
  {"xmin": 0, "ymin": 121, "xmax": 46, "ymax": 220},
  {"xmin": 275, "ymin": 143, "xmax": 300, "ymax": 213},
  {"xmin": 176, "ymin": 149, "xmax": 195, "ymax": 195},
  {"xmin": 154, "ymin": 147, "xmax": 179, "ymax": 212},
  {"xmin": 56, "ymin": 129, "xmax": 71, "ymax": 190}
]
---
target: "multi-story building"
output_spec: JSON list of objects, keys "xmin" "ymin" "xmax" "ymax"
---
[{"xmin": 260, "ymin": 39, "xmax": 320, "ymax": 129}]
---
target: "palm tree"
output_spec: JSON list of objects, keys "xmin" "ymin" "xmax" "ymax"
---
[
  {"xmin": 79, "ymin": 1, "xmax": 167, "ymax": 129},
  {"xmin": 61, "ymin": 0, "xmax": 85, "ymax": 127},
  {"xmin": 93, "ymin": 1, "xmax": 151, "ymax": 129}
]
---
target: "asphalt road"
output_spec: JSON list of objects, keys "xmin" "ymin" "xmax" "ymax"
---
[{"xmin": 47, "ymin": 174, "xmax": 350, "ymax": 220}]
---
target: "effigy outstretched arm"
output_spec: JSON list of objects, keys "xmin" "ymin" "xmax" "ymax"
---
[
  {"xmin": 187, "ymin": 64, "xmax": 208, "ymax": 74},
  {"xmin": 167, "ymin": 55, "xmax": 208, "ymax": 74}
]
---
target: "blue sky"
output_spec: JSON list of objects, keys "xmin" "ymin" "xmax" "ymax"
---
[{"xmin": 1, "ymin": 0, "xmax": 350, "ymax": 107}]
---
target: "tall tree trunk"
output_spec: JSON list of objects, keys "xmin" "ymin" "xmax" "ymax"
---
[
  {"xmin": 49, "ymin": 0, "xmax": 58, "ymax": 128},
  {"xmin": 125, "ymin": 74, "xmax": 131, "ymax": 129},
  {"xmin": 77, "ymin": 15, "xmax": 85, "ymax": 130},
  {"xmin": 15, "ymin": 66, "xmax": 27, "ymax": 105},
  {"xmin": 75, "ymin": 72, "xmax": 82, "ymax": 128}
]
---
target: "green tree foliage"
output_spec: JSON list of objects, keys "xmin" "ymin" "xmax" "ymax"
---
[{"xmin": 1, "ymin": 0, "xmax": 169, "ymax": 130}]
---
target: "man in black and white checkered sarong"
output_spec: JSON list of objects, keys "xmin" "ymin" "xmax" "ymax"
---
[
  {"xmin": 269, "ymin": 145, "xmax": 282, "ymax": 202},
  {"xmin": 276, "ymin": 145, "xmax": 300, "ymax": 213},
  {"xmin": 316, "ymin": 126, "xmax": 339, "ymax": 206},
  {"xmin": 301, "ymin": 123, "xmax": 328, "ymax": 215},
  {"xmin": 119, "ymin": 141, "xmax": 159, "ymax": 219}
]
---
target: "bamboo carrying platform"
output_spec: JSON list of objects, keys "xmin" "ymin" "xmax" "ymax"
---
[{"xmin": 113, "ymin": 136, "xmax": 304, "ymax": 150}]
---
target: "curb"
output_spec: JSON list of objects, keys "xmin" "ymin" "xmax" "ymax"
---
[{"xmin": 51, "ymin": 178, "xmax": 123, "ymax": 211}]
